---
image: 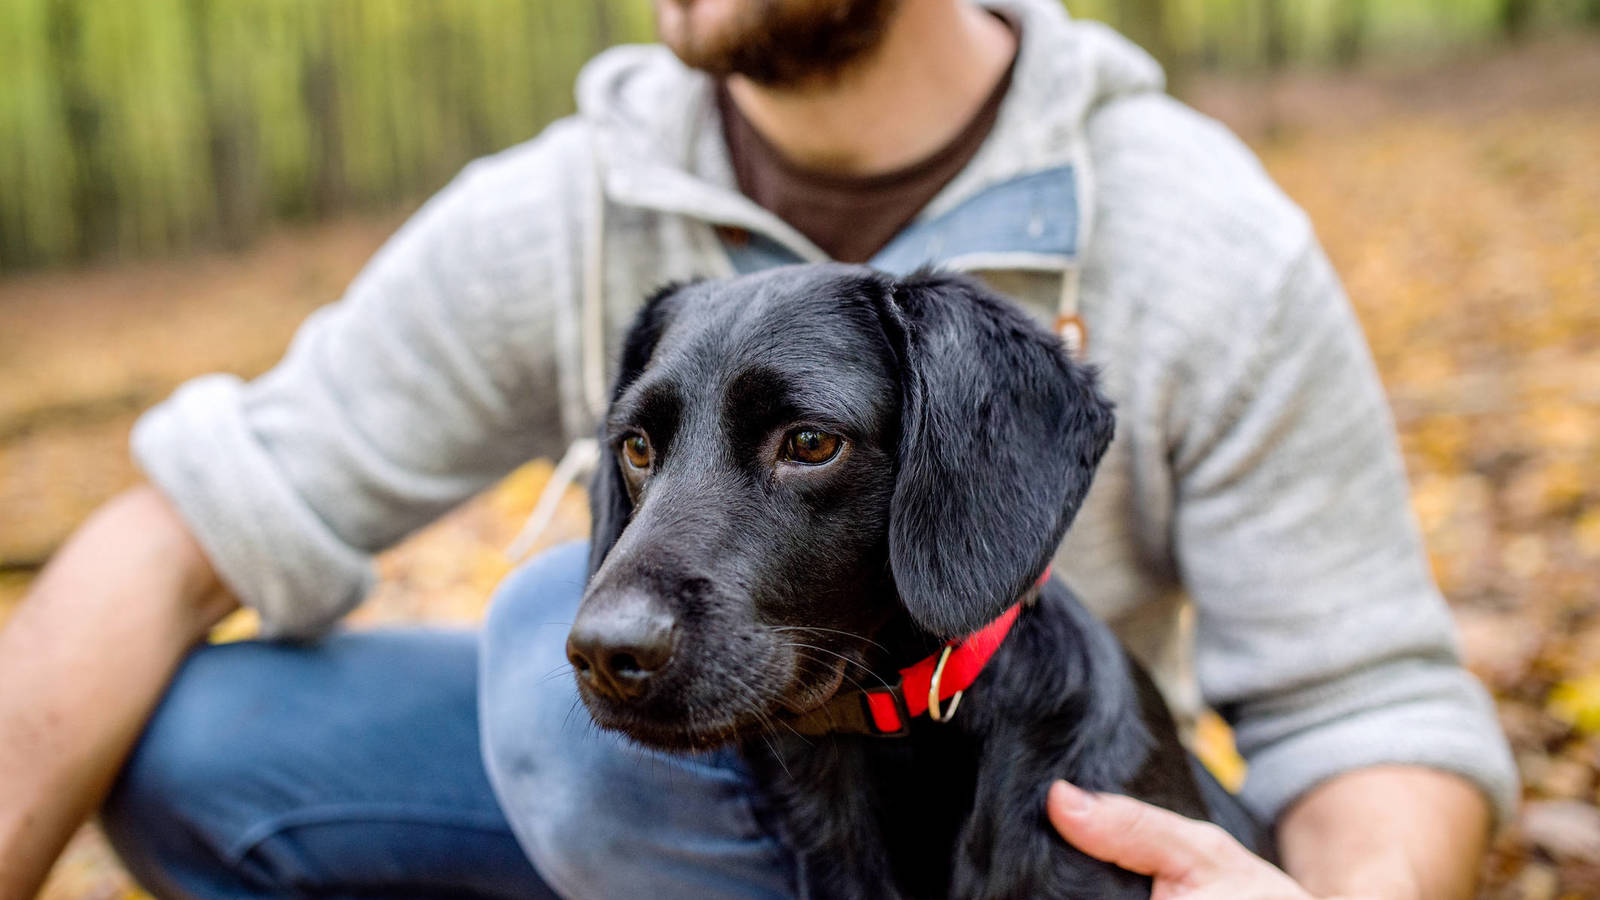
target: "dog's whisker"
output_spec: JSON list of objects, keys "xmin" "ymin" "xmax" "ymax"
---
[
  {"xmin": 751, "ymin": 706, "xmax": 794, "ymax": 753},
  {"xmin": 771, "ymin": 625, "xmax": 888, "ymax": 653},
  {"xmin": 722, "ymin": 671, "xmax": 778, "ymax": 715},
  {"xmin": 780, "ymin": 641, "xmax": 873, "ymax": 671},
  {"xmin": 757, "ymin": 729, "xmax": 792, "ymax": 778},
  {"xmin": 538, "ymin": 663, "xmax": 577, "ymax": 685},
  {"xmin": 790, "ymin": 651, "xmax": 873, "ymax": 697},
  {"xmin": 708, "ymin": 670, "xmax": 808, "ymax": 757},
  {"xmin": 791, "ymin": 663, "xmax": 872, "ymax": 708},
  {"xmin": 562, "ymin": 697, "xmax": 583, "ymax": 732},
  {"xmin": 781, "ymin": 642, "xmax": 891, "ymax": 690},
  {"xmin": 775, "ymin": 717, "xmax": 812, "ymax": 745}
]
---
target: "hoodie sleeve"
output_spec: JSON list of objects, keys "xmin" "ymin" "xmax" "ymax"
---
[
  {"xmin": 1082, "ymin": 86, "xmax": 1517, "ymax": 829},
  {"xmin": 1168, "ymin": 237, "xmax": 1519, "ymax": 827},
  {"xmin": 132, "ymin": 123, "xmax": 589, "ymax": 637}
]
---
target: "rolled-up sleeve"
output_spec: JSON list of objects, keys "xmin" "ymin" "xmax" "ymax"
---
[
  {"xmin": 133, "ymin": 131, "xmax": 582, "ymax": 637},
  {"xmin": 1170, "ymin": 240, "xmax": 1519, "ymax": 826},
  {"xmin": 133, "ymin": 373, "xmax": 379, "ymax": 635}
]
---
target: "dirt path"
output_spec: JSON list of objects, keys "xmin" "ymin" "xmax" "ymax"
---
[{"xmin": 3, "ymin": 35, "xmax": 1597, "ymax": 900}]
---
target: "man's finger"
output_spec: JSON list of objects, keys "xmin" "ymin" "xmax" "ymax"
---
[{"xmin": 1047, "ymin": 780, "xmax": 1237, "ymax": 880}]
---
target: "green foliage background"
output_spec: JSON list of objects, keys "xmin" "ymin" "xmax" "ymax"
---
[
  {"xmin": 0, "ymin": 0, "xmax": 653, "ymax": 271},
  {"xmin": 0, "ymin": 0, "xmax": 1592, "ymax": 272}
]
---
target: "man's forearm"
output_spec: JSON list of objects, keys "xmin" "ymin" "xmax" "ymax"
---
[
  {"xmin": 1278, "ymin": 765, "xmax": 1491, "ymax": 900},
  {"xmin": 0, "ymin": 486, "xmax": 235, "ymax": 900}
]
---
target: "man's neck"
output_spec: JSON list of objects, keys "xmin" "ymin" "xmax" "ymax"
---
[{"xmin": 724, "ymin": 1, "xmax": 1016, "ymax": 177}]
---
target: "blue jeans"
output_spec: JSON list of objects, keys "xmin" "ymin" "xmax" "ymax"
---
[{"xmin": 103, "ymin": 541, "xmax": 797, "ymax": 899}]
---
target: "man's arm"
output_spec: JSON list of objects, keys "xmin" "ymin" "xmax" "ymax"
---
[
  {"xmin": 0, "ymin": 486, "xmax": 236, "ymax": 900},
  {"xmin": 1164, "ymin": 237, "xmax": 1516, "ymax": 830},
  {"xmin": 1103, "ymin": 235, "xmax": 1511, "ymax": 897},
  {"xmin": 1078, "ymin": 91, "xmax": 1516, "ymax": 843},
  {"xmin": 1279, "ymin": 766, "xmax": 1488, "ymax": 900},
  {"xmin": 1068, "ymin": 90, "xmax": 1512, "ymax": 896},
  {"xmin": 1047, "ymin": 765, "xmax": 1488, "ymax": 900},
  {"xmin": 129, "ymin": 124, "xmax": 583, "ymax": 640}
]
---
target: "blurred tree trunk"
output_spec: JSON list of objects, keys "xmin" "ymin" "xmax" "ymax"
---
[
  {"xmin": 302, "ymin": 16, "xmax": 347, "ymax": 218},
  {"xmin": 1257, "ymin": 0, "xmax": 1289, "ymax": 142},
  {"xmin": 188, "ymin": 0, "xmax": 260, "ymax": 250},
  {"xmin": 45, "ymin": 0, "xmax": 110, "ymax": 260},
  {"xmin": 592, "ymin": 0, "xmax": 614, "ymax": 48},
  {"xmin": 1499, "ymin": 0, "xmax": 1535, "ymax": 38},
  {"xmin": 1260, "ymin": 0, "xmax": 1289, "ymax": 71},
  {"xmin": 1333, "ymin": 0, "xmax": 1367, "ymax": 68},
  {"xmin": 1117, "ymin": 0, "xmax": 1180, "ymax": 91}
]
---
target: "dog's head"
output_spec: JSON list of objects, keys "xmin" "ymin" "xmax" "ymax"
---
[{"xmin": 568, "ymin": 264, "xmax": 1114, "ymax": 749}]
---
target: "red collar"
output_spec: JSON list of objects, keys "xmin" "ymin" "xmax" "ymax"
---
[
  {"xmin": 861, "ymin": 600, "xmax": 1023, "ymax": 734},
  {"xmin": 787, "ymin": 566, "xmax": 1047, "ymax": 738}
]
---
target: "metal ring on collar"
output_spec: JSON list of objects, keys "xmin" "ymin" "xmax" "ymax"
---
[{"xmin": 928, "ymin": 645, "xmax": 964, "ymax": 723}]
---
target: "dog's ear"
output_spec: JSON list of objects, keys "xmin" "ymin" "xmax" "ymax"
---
[
  {"xmin": 879, "ymin": 271, "xmax": 1115, "ymax": 638},
  {"xmin": 587, "ymin": 281, "xmax": 689, "ymax": 578}
]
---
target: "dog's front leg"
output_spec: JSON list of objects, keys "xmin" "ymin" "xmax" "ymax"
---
[{"xmin": 949, "ymin": 729, "xmax": 1152, "ymax": 900}]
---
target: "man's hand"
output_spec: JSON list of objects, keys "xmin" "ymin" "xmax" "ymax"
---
[{"xmin": 1046, "ymin": 781, "xmax": 1366, "ymax": 900}]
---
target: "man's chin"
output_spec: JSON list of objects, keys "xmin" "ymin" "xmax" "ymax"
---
[
  {"xmin": 654, "ymin": 0, "xmax": 901, "ymax": 87},
  {"xmin": 654, "ymin": 0, "xmax": 746, "ymax": 71}
]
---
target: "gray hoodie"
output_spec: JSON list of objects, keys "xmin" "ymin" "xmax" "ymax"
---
[{"xmin": 133, "ymin": 0, "xmax": 1517, "ymax": 825}]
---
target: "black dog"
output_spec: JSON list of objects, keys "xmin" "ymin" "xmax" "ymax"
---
[{"xmin": 567, "ymin": 264, "xmax": 1271, "ymax": 898}]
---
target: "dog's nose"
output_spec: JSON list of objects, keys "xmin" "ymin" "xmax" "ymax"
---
[{"xmin": 567, "ymin": 592, "xmax": 676, "ymax": 701}]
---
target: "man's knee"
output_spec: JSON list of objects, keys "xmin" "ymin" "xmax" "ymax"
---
[
  {"xmin": 103, "ymin": 642, "xmax": 287, "ymax": 895},
  {"xmin": 480, "ymin": 540, "xmax": 590, "ymax": 670},
  {"xmin": 108, "ymin": 628, "xmax": 544, "ymax": 899},
  {"xmin": 479, "ymin": 539, "xmax": 591, "ymax": 783},
  {"xmin": 479, "ymin": 541, "xmax": 598, "ymax": 880},
  {"xmin": 479, "ymin": 540, "xmax": 710, "ymax": 891}
]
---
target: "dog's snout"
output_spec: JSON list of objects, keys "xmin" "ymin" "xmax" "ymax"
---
[{"xmin": 567, "ymin": 591, "xmax": 677, "ymax": 701}]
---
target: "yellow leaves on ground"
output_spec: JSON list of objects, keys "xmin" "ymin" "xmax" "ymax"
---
[
  {"xmin": 0, "ymin": 572, "xmax": 31, "ymax": 629},
  {"xmin": 1193, "ymin": 711, "xmax": 1247, "ymax": 793},
  {"xmin": 1576, "ymin": 509, "xmax": 1600, "ymax": 561},
  {"xmin": 358, "ymin": 459, "xmax": 590, "ymax": 629},
  {"xmin": 207, "ymin": 607, "xmax": 261, "ymax": 644},
  {"xmin": 1549, "ymin": 675, "xmax": 1600, "ymax": 740}
]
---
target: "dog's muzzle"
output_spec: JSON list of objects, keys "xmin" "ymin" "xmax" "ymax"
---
[{"xmin": 567, "ymin": 588, "xmax": 677, "ymax": 702}]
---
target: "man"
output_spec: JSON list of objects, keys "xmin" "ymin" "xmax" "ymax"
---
[{"xmin": 0, "ymin": 0, "xmax": 1515, "ymax": 897}]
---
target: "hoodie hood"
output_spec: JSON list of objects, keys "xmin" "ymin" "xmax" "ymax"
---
[{"xmin": 573, "ymin": 0, "xmax": 1165, "ymax": 263}]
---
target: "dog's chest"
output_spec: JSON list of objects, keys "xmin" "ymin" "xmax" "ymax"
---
[{"xmin": 748, "ymin": 724, "xmax": 984, "ymax": 898}]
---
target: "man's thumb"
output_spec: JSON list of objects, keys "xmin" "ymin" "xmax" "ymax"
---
[{"xmin": 1047, "ymin": 780, "xmax": 1224, "ymax": 880}]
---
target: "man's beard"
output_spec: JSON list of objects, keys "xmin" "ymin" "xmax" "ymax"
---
[{"xmin": 660, "ymin": 0, "xmax": 903, "ymax": 88}]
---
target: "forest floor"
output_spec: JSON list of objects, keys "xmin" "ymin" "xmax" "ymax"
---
[{"xmin": 2, "ymin": 34, "xmax": 1597, "ymax": 900}]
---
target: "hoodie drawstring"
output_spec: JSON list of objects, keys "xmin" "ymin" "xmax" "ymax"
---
[
  {"xmin": 1055, "ymin": 265, "xmax": 1087, "ymax": 360},
  {"xmin": 506, "ymin": 135, "xmax": 609, "ymax": 563}
]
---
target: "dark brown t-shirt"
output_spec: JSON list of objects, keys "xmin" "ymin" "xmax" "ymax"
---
[{"xmin": 718, "ymin": 45, "xmax": 1018, "ymax": 263}]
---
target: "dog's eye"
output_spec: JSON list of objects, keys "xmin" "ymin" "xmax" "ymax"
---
[
  {"xmin": 620, "ymin": 433, "xmax": 652, "ymax": 470},
  {"xmin": 782, "ymin": 429, "xmax": 841, "ymax": 465}
]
